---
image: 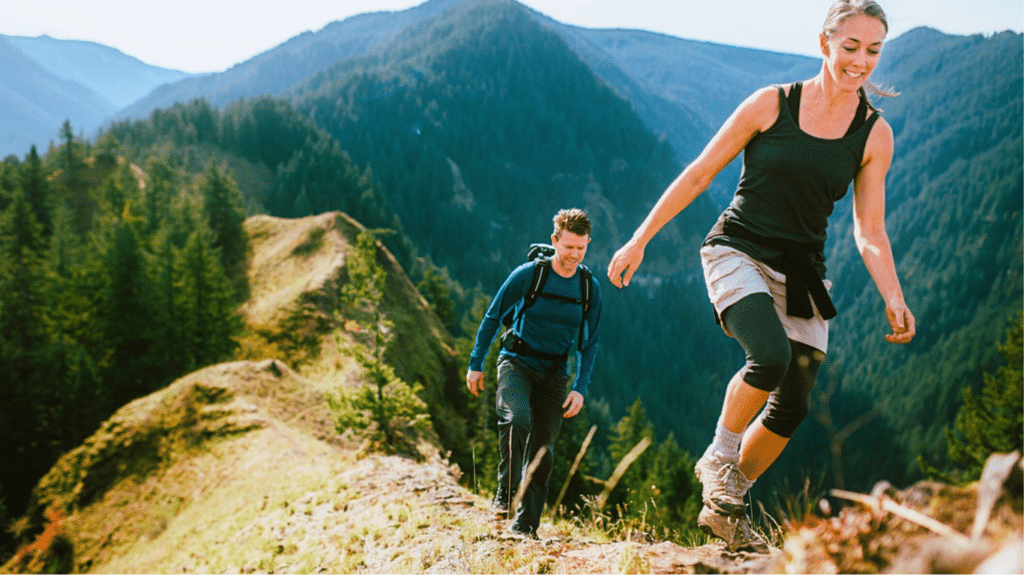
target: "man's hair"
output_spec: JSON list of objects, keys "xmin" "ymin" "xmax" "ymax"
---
[{"xmin": 553, "ymin": 208, "xmax": 591, "ymax": 239}]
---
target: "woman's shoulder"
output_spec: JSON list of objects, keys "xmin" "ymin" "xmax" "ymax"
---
[
  {"xmin": 733, "ymin": 85, "xmax": 787, "ymax": 132},
  {"xmin": 748, "ymin": 84, "xmax": 786, "ymax": 103},
  {"xmin": 863, "ymin": 114, "xmax": 894, "ymax": 164}
]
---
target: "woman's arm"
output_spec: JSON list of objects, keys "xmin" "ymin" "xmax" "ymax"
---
[
  {"xmin": 607, "ymin": 86, "xmax": 780, "ymax": 288},
  {"xmin": 852, "ymin": 118, "xmax": 916, "ymax": 344}
]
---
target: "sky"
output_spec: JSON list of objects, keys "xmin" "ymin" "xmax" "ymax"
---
[{"xmin": 1, "ymin": 0, "xmax": 1021, "ymax": 74}]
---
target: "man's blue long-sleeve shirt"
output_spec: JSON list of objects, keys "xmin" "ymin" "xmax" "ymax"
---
[{"xmin": 469, "ymin": 261, "xmax": 602, "ymax": 397}]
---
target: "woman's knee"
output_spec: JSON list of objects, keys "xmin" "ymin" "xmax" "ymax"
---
[
  {"xmin": 760, "ymin": 398, "xmax": 809, "ymax": 438},
  {"xmin": 742, "ymin": 342, "xmax": 792, "ymax": 392},
  {"xmin": 759, "ymin": 342, "xmax": 824, "ymax": 437}
]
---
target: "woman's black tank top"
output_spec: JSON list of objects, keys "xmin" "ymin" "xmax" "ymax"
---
[{"xmin": 705, "ymin": 82, "xmax": 880, "ymax": 278}]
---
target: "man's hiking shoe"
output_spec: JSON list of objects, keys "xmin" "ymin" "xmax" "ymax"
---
[
  {"xmin": 698, "ymin": 506, "xmax": 770, "ymax": 554},
  {"xmin": 694, "ymin": 450, "xmax": 747, "ymax": 516},
  {"xmin": 507, "ymin": 523, "xmax": 539, "ymax": 540},
  {"xmin": 491, "ymin": 499, "xmax": 511, "ymax": 520}
]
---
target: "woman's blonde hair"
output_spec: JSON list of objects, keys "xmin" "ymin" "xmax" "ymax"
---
[{"xmin": 822, "ymin": 0, "xmax": 898, "ymax": 102}]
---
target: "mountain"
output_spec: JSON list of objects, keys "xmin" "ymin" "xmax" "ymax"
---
[
  {"xmin": 3, "ymin": 210, "xmax": 1019, "ymax": 574},
  {"xmin": 118, "ymin": 0, "xmax": 463, "ymax": 119},
  {"xmin": 281, "ymin": 0, "xmax": 746, "ymax": 459},
  {"xmin": 289, "ymin": 0, "xmax": 718, "ymax": 285},
  {"xmin": 0, "ymin": 36, "xmax": 111, "ymax": 155},
  {"xmin": 0, "ymin": 211, "xmax": 463, "ymax": 573},
  {"xmin": 4, "ymin": 35, "xmax": 193, "ymax": 109},
  {"xmin": 117, "ymin": 0, "xmax": 821, "ymax": 209},
  {"xmin": 0, "ymin": 35, "xmax": 193, "ymax": 157}
]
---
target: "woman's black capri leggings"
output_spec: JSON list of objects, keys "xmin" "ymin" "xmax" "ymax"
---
[{"xmin": 721, "ymin": 292, "xmax": 824, "ymax": 438}]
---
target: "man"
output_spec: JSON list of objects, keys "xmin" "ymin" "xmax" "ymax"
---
[{"xmin": 467, "ymin": 208, "xmax": 602, "ymax": 539}]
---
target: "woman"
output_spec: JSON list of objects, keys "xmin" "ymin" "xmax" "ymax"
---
[{"xmin": 606, "ymin": 0, "xmax": 916, "ymax": 553}]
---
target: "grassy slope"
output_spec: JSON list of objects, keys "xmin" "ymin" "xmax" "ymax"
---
[{"xmin": 6, "ymin": 211, "xmax": 741, "ymax": 574}]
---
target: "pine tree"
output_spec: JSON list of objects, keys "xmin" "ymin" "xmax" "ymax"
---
[
  {"xmin": 176, "ymin": 225, "xmax": 240, "ymax": 370},
  {"xmin": 0, "ymin": 188, "xmax": 54, "ymax": 516},
  {"xmin": 99, "ymin": 219, "xmax": 157, "ymax": 409},
  {"xmin": 20, "ymin": 146, "xmax": 51, "ymax": 237},
  {"xmin": 646, "ymin": 433, "xmax": 702, "ymax": 531},
  {"xmin": 929, "ymin": 314, "xmax": 1024, "ymax": 483},
  {"xmin": 416, "ymin": 265, "xmax": 457, "ymax": 334},
  {"xmin": 602, "ymin": 398, "xmax": 703, "ymax": 537},
  {"xmin": 606, "ymin": 398, "xmax": 657, "ymax": 519},
  {"xmin": 198, "ymin": 163, "xmax": 248, "ymax": 299},
  {"xmin": 328, "ymin": 230, "xmax": 432, "ymax": 457},
  {"xmin": 0, "ymin": 189, "xmax": 50, "ymax": 352},
  {"xmin": 148, "ymin": 224, "xmax": 190, "ymax": 382},
  {"xmin": 141, "ymin": 156, "xmax": 177, "ymax": 237},
  {"xmin": 56, "ymin": 121, "xmax": 93, "ymax": 236},
  {"xmin": 0, "ymin": 160, "xmax": 19, "ymax": 213}
]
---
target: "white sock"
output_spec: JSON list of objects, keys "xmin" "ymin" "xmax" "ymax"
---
[{"xmin": 709, "ymin": 421, "xmax": 742, "ymax": 458}]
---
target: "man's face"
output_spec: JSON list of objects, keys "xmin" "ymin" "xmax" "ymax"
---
[{"xmin": 551, "ymin": 230, "xmax": 590, "ymax": 274}]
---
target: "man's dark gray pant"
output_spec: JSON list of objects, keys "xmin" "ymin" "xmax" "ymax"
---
[{"xmin": 493, "ymin": 355, "xmax": 568, "ymax": 535}]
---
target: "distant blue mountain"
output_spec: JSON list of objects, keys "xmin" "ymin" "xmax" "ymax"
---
[
  {"xmin": 6, "ymin": 34, "xmax": 193, "ymax": 109},
  {"xmin": 0, "ymin": 34, "xmax": 194, "ymax": 157},
  {"xmin": 0, "ymin": 36, "xmax": 112, "ymax": 155}
]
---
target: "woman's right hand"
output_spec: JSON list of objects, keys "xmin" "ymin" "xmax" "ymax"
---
[
  {"xmin": 884, "ymin": 299, "xmax": 916, "ymax": 344},
  {"xmin": 607, "ymin": 240, "xmax": 645, "ymax": 288}
]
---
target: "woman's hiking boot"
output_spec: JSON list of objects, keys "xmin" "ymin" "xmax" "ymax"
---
[
  {"xmin": 694, "ymin": 449, "xmax": 748, "ymax": 517},
  {"xmin": 697, "ymin": 506, "xmax": 770, "ymax": 554}
]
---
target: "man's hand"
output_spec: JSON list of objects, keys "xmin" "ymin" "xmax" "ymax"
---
[
  {"xmin": 466, "ymin": 370, "xmax": 485, "ymax": 397},
  {"xmin": 563, "ymin": 391, "xmax": 584, "ymax": 418}
]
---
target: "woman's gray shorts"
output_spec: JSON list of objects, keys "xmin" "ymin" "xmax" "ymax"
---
[{"xmin": 700, "ymin": 244, "xmax": 830, "ymax": 353}]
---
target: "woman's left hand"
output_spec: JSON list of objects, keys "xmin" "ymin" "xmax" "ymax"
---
[{"xmin": 884, "ymin": 300, "xmax": 916, "ymax": 344}]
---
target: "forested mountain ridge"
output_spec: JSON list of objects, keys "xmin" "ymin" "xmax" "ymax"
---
[
  {"xmin": 538, "ymin": 22, "xmax": 821, "ymax": 207},
  {"xmin": 278, "ymin": 0, "xmax": 1024, "ymax": 493},
  {"xmin": 117, "ymin": 0, "xmax": 463, "ymax": 119},
  {"xmin": 6, "ymin": 212, "xmax": 1018, "ymax": 573},
  {"xmin": 290, "ymin": 0, "xmax": 718, "ymax": 287},
  {"xmin": 0, "ymin": 211, "xmax": 468, "ymax": 573},
  {"xmin": 0, "ymin": 3, "xmax": 1021, "ymax": 568}
]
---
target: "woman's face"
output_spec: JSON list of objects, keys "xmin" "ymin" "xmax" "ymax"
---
[{"xmin": 820, "ymin": 14, "xmax": 887, "ymax": 92}]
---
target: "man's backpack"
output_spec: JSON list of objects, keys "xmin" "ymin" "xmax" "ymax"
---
[{"xmin": 501, "ymin": 243, "xmax": 592, "ymax": 352}]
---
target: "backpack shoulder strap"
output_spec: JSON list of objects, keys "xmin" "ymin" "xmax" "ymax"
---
[
  {"xmin": 504, "ymin": 259, "xmax": 551, "ymax": 329},
  {"xmin": 524, "ymin": 258, "xmax": 551, "ymax": 309},
  {"xmin": 577, "ymin": 264, "xmax": 592, "ymax": 349},
  {"xmin": 578, "ymin": 264, "xmax": 592, "ymax": 319}
]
